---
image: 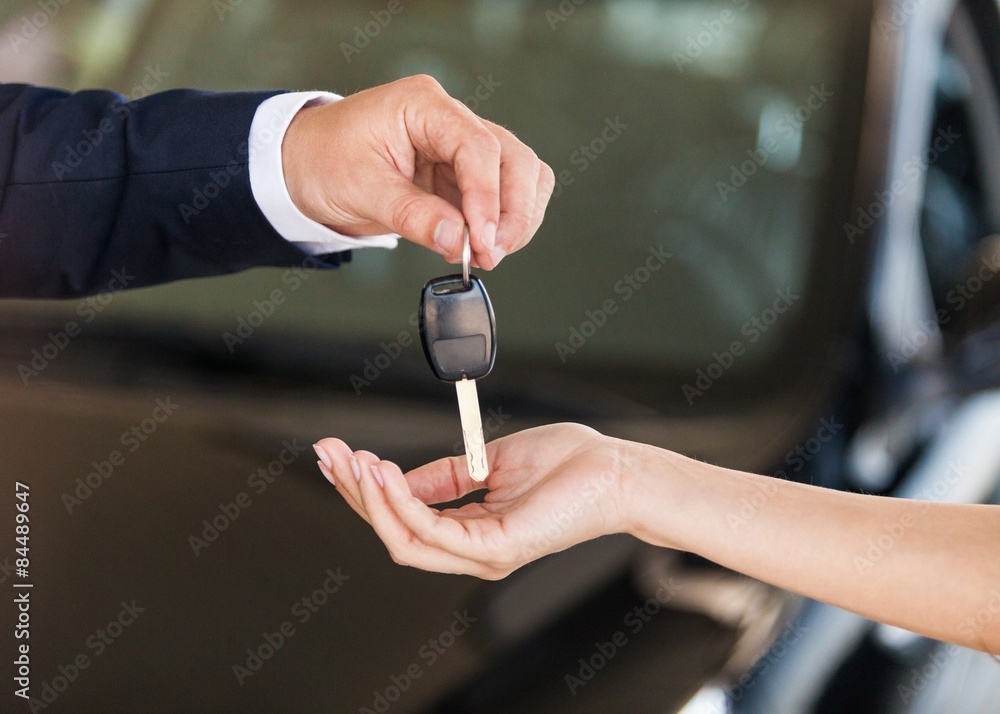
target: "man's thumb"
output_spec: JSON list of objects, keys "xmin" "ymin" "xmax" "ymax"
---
[{"xmin": 378, "ymin": 178, "xmax": 465, "ymax": 259}]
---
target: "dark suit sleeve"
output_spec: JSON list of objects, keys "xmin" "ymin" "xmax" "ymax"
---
[{"xmin": 0, "ymin": 84, "xmax": 347, "ymax": 298}]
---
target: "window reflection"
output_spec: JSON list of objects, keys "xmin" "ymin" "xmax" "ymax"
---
[{"xmin": 0, "ymin": 0, "xmax": 846, "ymax": 374}]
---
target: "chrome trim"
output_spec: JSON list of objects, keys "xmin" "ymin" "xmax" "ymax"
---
[
  {"xmin": 738, "ymin": 388, "xmax": 1000, "ymax": 712},
  {"xmin": 890, "ymin": 389, "xmax": 1000, "ymax": 505},
  {"xmin": 736, "ymin": 2, "xmax": 989, "ymax": 711},
  {"xmin": 866, "ymin": 0, "xmax": 957, "ymax": 364}
]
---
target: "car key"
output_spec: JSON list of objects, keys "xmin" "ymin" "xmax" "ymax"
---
[{"xmin": 419, "ymin": 227, "xmax": 496, "ymax": 481}]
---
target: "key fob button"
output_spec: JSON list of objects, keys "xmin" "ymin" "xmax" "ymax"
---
[{"xmin": 429, "ymin": 335, "xmax": 488, "ymax": 376}]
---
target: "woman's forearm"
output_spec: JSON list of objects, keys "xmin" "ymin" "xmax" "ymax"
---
[{"xmin": 623, "ymin": 441, "xmax": 1000, "ymax": 653}]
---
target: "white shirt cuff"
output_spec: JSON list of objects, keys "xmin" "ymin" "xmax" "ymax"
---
[{"xmin": 248, "ymin": 91, "xmax": 399, "ymax": 256}]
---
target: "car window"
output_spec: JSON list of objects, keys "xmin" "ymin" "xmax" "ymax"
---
[{"xmin": 0, "ymin": 0, "xmax": 863, "ymax": 410}]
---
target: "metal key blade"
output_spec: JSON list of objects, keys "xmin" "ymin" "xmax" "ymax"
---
[{"xmin": 455, "ymin": 377, "xmax": 488, "ymax": 481}]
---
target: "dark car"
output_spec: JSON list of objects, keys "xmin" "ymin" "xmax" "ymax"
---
[{"xmin": 0, "ymin": 0, "xmax": 998, "ymax": 712}]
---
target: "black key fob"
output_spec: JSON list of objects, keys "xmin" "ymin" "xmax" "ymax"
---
[{"xmin": 419, "ymin": 274, "xmax": 496, "ymax": 382}]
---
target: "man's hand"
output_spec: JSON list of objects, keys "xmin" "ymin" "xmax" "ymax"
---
[
  {"xmin": 313, "ymin": 424, "xmax": 632, "ymax": 579},
  {"xmin": 282, "ymin": 75, "xmax": 555, "ymax": 269}
]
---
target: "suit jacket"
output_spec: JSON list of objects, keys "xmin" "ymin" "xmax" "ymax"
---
[{"xmin": 0, "ymin": 84, "xmax": 345, "ymax": 299}]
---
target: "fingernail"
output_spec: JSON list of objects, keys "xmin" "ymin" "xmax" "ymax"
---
[
  {"xmin": 481, "ymin": 221, "xmax": 497, "ymax": 252},
  {"xmin": 433, "ymin": 219, "xmax": 463, "ymax": 256},
  {"xmin": 488, "ymin": 246, "xmax": 506, "ymax": 268},
  {"xmin": 349, "ymin": 455, "xmax": 361, "ymax": 482},
  {"xmin": 316, "ymin": 461, "xmax": 334, "ymax": 485},
  {"xmin": 371, "ymin": 465, "xmax": 385, "ymax": 488},
  {"xmin": 313, "ymin": 444, "xmax": 332, "ymax": 469}
]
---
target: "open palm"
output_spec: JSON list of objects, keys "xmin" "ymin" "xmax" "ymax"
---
[{"xmin": 314, "ymin": 424, "xmax": 632, "ymax": 579}]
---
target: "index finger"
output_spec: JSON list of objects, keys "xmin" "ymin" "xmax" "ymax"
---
[{"xmin": 402, "ymin": 80, "xmax": 501, "ymax": 262}]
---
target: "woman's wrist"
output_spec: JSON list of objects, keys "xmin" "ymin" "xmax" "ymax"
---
[{"xmin": 617, "ymin": 439, "xmax": 699, "ymax": 551}]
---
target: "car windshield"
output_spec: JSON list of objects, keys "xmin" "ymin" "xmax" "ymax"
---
[{"xmin": 0, "ymin": 0, "xmax": 864, "ymax": 413}]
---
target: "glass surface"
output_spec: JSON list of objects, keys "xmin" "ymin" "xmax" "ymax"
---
[{"xmin": 0, "ymin": 0, "xmax": 854, "ymax": 381}]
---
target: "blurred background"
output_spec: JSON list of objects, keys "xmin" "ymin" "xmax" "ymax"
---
[{"xmin": 0, "ymin": 0, "xmax": 998, "ymax": 712}]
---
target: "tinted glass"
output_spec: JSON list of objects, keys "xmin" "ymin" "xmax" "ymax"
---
[{"xmin": 0, "ymin": 0, "xmax": 859, "ymax": 404}]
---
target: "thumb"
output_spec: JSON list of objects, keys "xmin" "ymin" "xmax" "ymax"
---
[
  {"xmin": 404, "ymin": 453, "xmax": 481, "ymax": 505},
  {"xmin": 375, "ymin": 175, "xmax": 468, "ymax": 262}
]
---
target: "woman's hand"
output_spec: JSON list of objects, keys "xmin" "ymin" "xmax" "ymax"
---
[
  {"xmin": 313, "ymin": 424, "xmax": 633, "ymax": 579},
  {"xmin": 282, "ymin": 75, "xmax": 554, "ymax": 269},
  {"xmin": 315, "ymin": 421, "xmax": 1000, "ymax": 653}
]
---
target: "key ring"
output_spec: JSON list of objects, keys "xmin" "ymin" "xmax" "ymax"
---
[{"xmin": 462, "ymin": 224, "xmax": 471, "ymax": 288}]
